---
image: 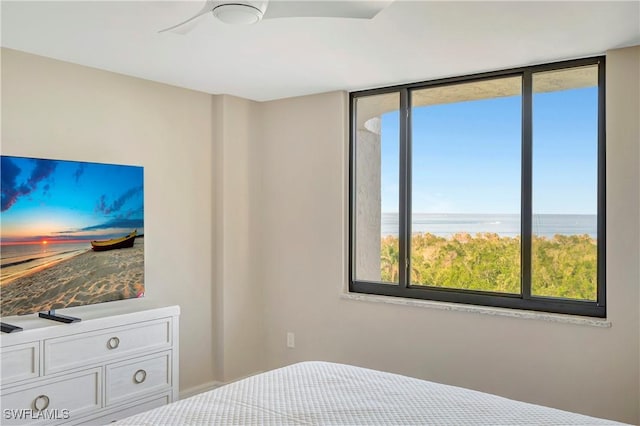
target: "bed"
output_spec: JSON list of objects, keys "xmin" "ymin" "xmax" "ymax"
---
[{"xmin": 115, "ymin": 361, "xmax": 625, "ymax": 425}]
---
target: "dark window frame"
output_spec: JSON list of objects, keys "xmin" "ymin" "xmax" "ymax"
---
[{"xmin": 349, "ymin": 57, "xmax": 606, "ymax": 318}]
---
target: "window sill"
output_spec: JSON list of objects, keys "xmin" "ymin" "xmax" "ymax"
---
[{"xmin": 340, "ymin": 292, "xmax": 611, "ymax": 328}]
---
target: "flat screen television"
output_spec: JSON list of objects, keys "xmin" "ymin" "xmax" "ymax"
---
[{"xmin": 1, "ymin": 155, "xmax": 144, "ymax": 325}]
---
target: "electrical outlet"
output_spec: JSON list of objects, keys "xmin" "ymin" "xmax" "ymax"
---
[{"xmin": 287, "ymin": 332, "xmax": 295, "ymax": 348}]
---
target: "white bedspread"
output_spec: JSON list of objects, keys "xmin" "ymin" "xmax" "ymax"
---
[{"xmin": 115, "ymin": 361, "xmax": 625, "ymax": 425}]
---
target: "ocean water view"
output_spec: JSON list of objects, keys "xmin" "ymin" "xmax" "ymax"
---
[
  {"xmin": 1, "ymin": 242, "xmax": 91, "ymax": 284},
  {"xmin": 382, "ymin": 213, "xmax": 597, "ymax": 238}
]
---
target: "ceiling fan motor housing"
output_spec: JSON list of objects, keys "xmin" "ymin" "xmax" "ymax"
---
[{"xmin": 212, "ymin": 1, "xmax": 269, "ymax": 25}]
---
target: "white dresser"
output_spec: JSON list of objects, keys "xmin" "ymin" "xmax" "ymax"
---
[{"xmin": 0, "ymin": 302, "xmax": 179, "ymax": 425}]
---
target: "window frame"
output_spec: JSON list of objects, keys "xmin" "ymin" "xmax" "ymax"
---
[{"xmin": 349, "ymin": 57, "xmax": 606, "ymax": 318}]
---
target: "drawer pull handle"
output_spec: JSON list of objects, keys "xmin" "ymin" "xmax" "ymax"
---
[
  {"xmin": 107, "ymin": 336, "xmax": 120, "ymax": 349},
  {"xmin": 133, "ymin": 369, "xmax": 147, "ymax": 384},
  {"xmin": 33, "ymin": 395, "xmax": 50, "ymax": 411}
]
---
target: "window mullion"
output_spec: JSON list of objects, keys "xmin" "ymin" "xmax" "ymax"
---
[
  {"xmin": 596, "ymin": 59, "xmax": 606, "ymax": 309},
  {"xmin": 522, "ymin": 71, "xmax": 533, "ymax": 300},
  {"xmin": 399, "ymin": 88, "xmax": 410, "ymax": 289}
]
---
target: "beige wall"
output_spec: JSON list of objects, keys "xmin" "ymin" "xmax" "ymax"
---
[
  {"xmin": 253, "ymin": 47, "xmax": 640, "ymax": 424},
  {"xmin": 1, "ymin": 48, "xmax": 216, "ymax": 392},
  {"xmin": 606, "ymin": 45, "xmax": 640, "ymax": 417},
  {"xmin": 213, "ymin": 94, "xmax": 265, "ymax": 382}
]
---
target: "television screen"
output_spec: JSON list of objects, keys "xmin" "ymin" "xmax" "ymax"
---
[{"xmin": 1, "ymin": 155, "xmax": 144, "ymax": 317}]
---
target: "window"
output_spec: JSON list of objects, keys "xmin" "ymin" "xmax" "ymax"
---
[{"xmin": 349, "ymin": 58, "xmax": 605, "ymax": 317}]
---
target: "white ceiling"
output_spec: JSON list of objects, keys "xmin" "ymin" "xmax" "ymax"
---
[{"xmin": 2, "ymin": 1, "xmax": 639, "ymax": 102}]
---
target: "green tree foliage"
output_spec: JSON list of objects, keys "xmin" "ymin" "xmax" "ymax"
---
[
  {"xmin": 532, "ymin": 234, "xmax": 597, "ymax": 300},
  {"xmin": 380, "ymin": 236, "xmax": 400, "ymax": 283},
  {"xmin": 380, "ymin": 233, "xmax": 596, "ymax": 300}
]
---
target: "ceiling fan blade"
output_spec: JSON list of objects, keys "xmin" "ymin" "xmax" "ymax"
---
[
  {"xmin": 158, "ymin": 0, "xmax": 218, "ymax": 34},
  {"xmin": 262, "ymin": 0, "xmax": 394, "ymax": 20}
]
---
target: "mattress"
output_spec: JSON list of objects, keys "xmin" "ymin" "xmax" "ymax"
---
[{"xmin": 115, "ymin": 361, "xmax": 625, "ymax": 425}]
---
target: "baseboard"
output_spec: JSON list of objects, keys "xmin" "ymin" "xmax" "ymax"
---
[
  {"xmin": 224, "ymin": 370, "xmax": 265, "ymax": 385},
  {"xmin": 178, "ymin": 370, "xmax": 266, "ymax": 400},
  {"xmin": 179, "ymin": 380, "xmax": 223, "ymax": 400}
]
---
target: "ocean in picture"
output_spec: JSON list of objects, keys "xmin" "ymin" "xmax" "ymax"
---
[
  {"xmin": 0, "ymin": 242, "xmax": 90, "ymax": 283},
  {"xmin": 382, "ymin": 213, "xmax": 597, "ymax": 238}
]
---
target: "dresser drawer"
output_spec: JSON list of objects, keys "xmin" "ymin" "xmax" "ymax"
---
[
  {"xmin": 44, "ymin": 318, "xmax": 171, "ymax": 374},
  {"xmin": 105, "ymin": 351, "xmax": 171, "ymax": 406},
  {"xmin": 0, "ymin": 342, "xmax": 40, "ymax": 385},
  {"xmin": 0, "ymin": 367, "xmax": 101, "ymax": 425}
]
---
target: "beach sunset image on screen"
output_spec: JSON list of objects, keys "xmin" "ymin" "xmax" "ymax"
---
[{"xmin": 0, "ymin": 155, "xmax": 144, "ymax": 317}]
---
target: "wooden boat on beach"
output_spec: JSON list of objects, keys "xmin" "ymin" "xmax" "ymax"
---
[{"xmin": 91, "ymin": 230, "xmax": 137, "ymax": 252}]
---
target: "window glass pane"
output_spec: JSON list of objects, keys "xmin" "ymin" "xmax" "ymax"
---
[
  {"xmin": 532, "ymin": 66, "xmax": 598, "ymax": 300},
  {"xmin": 410, "ymin": 77, "xmax": 522, "ymax": 293},
  {"xmin": 354, "ymin": 92, "xmax": 400, "ymax": 284}
]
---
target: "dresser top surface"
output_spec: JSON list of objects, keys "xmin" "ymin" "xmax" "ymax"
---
[{"xmin": 1, "ymin": 300, "xmax": 179, "ymax": 347}]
